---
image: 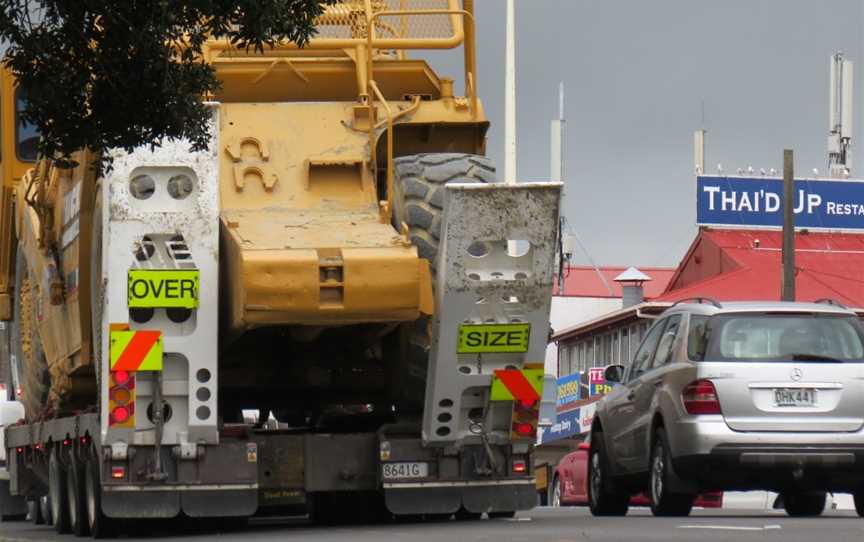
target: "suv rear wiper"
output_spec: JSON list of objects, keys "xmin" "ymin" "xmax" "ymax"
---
[{"xmin": 789, "ymin": 353, "xmax": 845, "ymax": 363}]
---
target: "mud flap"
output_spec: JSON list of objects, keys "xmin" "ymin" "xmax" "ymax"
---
[
  {"xmin": 462, "ymin": 483, "xmax": 535, "ymax": 514},
  {"xmin": 182, "ymin": 489, "xmax": 258, "ymax": 518},
  {"xmin": 102, "ymin": 490, "xmax": 180, "ymax": 519},
  {"xmin": 385, "ymin": 487, "xmax": 460, "ymax": 515}
]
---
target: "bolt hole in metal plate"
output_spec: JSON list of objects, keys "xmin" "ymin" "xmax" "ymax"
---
[
  {"xmin": 196, "ymin": 387, "xmax": 211, "ymax": 401},
  {"xmin": 467, "ymin": 241, "xmax": 490, "ymax": 258},
  {"xmin": 167, "ymin": 174, "xmax": 195, "ymax": 200},
  {"xmin": 438, "ymin": 399, "xmax": 453, "ymax": 408},
  {"xmin": 508, "ymin": 240, "xmax": 530, "ymax": 257},
  {"xmin": 146, "ymin": 402, "xmax": 173, "ymax": 424},
  {"xmin": 130, "ymin": 174, "xmax": 156, "ymax": 200},
  {"xmin": 196, "ymin": 406, "xmax": 211, "ymax": 420},
  {"xmin": 196, "ymin": 369, "xmax": 211, "ymax": 383}
]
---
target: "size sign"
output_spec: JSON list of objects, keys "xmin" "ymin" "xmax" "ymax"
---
[
  {"xmin": 128, "ymin": 269, "xmax": 199, "ymax": 309},
  {"xmin": 457, "ymin": 323, "xmax": 531, "ymax": 354}
]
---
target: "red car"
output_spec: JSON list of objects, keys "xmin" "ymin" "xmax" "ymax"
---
[{"xmin": 551, "ymin": 439, "xmax": 722, "ymax": 508}]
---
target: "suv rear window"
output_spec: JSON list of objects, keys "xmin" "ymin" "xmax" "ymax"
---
[{"xmin": 688, "ymin": 313, "xmax": 864, "ymax": 362}]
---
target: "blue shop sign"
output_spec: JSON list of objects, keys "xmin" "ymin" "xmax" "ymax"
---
[{"xmin": 697, "ymin": 175, "xmax": 864, "ymax": 230}]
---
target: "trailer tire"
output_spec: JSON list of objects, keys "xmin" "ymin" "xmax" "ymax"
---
[
  {"xmin": 39, "ymin": 495, "xmax": 52, "ymax": 526},
  {"xmin": 12, "ymin": 245, "xmax": 50, "ymax": 421},
  {"xmin": 85, "ymin": 448, "xmax": 116, "ymax": 538},
  {"xmin": 49, "ymin": 446, "xmax": 71, "ymax": 534},
  {"xmin": 67, "ymin": 452, "xmax": 89, "ymax": 536},
  {"xmin": 390, "ymin": 154, "xmax": 497, "ymax": 412},
  {"xmin": 454, "ymin": 506, "xmax": 481, "ymax": 521}
]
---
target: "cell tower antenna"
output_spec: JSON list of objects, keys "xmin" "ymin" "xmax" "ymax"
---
[{"xmin": 828, "ymin": 52, "xmax": 853, "ymax": 177}]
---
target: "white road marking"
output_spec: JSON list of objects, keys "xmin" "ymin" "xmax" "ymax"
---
[{"xmin": 677, "ymin": 524, "xmax": 782, "ymax": 531}]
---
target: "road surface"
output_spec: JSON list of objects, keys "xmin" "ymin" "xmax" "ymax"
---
[{"xmin": 0, "ymin": 507, "xmax": 861, "ymax": 541}]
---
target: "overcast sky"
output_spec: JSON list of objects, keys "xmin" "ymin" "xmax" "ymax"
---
[{"xmin": 430, "ymin": 0, "xmax": 863, "ymax": 267}]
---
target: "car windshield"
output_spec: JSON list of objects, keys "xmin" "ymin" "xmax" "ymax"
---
[{"xmin": 689, "ymin": 313, "xmax": 864, "ymax": 362}]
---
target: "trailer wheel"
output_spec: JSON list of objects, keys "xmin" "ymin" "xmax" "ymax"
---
[
  {"xmin": 85, "ymin": 449, "xmax": 115, "ymax": 538},
  {"xmin": 12, "ymin": 245, "xmax": 50, "ymax": 420},
  {"xmin": 67, "ymin": 451, "xmax": 89, "ymax": 536},
  {"xmin": 48, "ymin": 446, "xmax": 71, "ymax": 533},
  {"xmin": 454, "ymin": 506, "xmax": 481, "ymax": 521},
  {"xmin": 390, "ymin": 153, "xmax": 497, "ymax": 412},
  {"xmin": 39, "ymin": 495, "xmax": 52, "ymax": 526}
]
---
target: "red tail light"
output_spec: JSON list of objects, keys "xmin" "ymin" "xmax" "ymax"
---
[
  {"xmin": 512, "ymin": 459, "xmax": 527, "ymax": 473},
  {"xmin": 111, "ymin": 406, "xmax": 131, "ymax": 424},
  {"xmin": 113, "ymin": 370, "xmax": 131, "ymax": 386},
  {"xmin": 513, "ymin": 422, "xmax": 535, "ymax": 437},
  {"xmin": 682, "ymin": 380, "xmax": 722, "ymax": 415}
]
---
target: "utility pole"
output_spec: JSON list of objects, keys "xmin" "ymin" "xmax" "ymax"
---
[
  {"xmin": 782, "ymin": 149, "xmax": 795, "ymax": 301},
  {"xmin": 505, "ymin": 0, "xmax": 517, "ymax": 254}
]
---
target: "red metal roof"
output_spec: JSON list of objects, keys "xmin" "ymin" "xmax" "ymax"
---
[
  {"xmin": 555, "ymin": 266, "xmax": 676, "ymax": 299},
  {"xmin": 655, "ymin": 229, "xmax": 864, "ymax": 308}
]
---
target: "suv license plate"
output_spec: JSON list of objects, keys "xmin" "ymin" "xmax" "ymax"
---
[
  {"xmin": 774, "ymin": 388, "xmax": 817, "ymax": 407},
  {"xmin": 382, "ymin": 462, "xmax": 429, "ymax": 480}
]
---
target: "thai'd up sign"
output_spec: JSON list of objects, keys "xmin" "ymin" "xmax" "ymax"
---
[{"xmin": 696, "ymin": 175, "xmax": 864, "ymax": 230}]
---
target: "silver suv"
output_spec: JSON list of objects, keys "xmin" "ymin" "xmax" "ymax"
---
[{"xmin": 588, "ymin": 299, "xmax": 864, "ymax": 518}]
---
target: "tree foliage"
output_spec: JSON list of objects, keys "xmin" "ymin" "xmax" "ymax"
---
[{"xmin": 0, "ymin": 1, "xmax": 333, "ymax": 162}]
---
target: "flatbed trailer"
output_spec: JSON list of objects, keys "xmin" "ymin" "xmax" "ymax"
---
[{"xmin": 5, "ymin": 415, "xmax": 537, "ymax": 521}]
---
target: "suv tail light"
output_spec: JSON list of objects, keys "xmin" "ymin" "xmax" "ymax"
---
[{"xmin": 682, "ymin": 380, "xmax": 722, "ymax": 415}]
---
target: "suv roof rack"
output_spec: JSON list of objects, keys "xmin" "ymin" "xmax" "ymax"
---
[
  {"xmin": 814, "ymin": 298, "xmax": 847, "ymax": 309},
  {"xmin": 671, "ymin": 297, "xmax": 723, "ymax": 309}
]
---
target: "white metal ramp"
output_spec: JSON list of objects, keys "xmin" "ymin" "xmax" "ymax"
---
[{"xmin": 422, "ymin": 182, "xmax": 562, "ymax": 446}]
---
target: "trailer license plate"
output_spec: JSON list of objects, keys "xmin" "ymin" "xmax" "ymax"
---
[
  {"xmin": 382, "ymin": 462, "xmax": 429, "ymax": 480},
  {"xmin": 774, "ymin": 388, "xmax": 816, "ymax": 407},
  {"xmin": 457, "ymin": 323, "xmax": 530, "ymax": 354},
  {"xmin": 128, "ymin": 269, "xmax": 199, "ymax": 309}
]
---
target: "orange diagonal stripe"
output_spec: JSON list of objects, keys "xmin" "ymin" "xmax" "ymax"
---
[
  {"xmin": 113, "ymin": 331, "xmax": 160, "ymax": 371},
  {"xmin": 494, "ymin": 369, "xmax": 540, "ymax": 404}
]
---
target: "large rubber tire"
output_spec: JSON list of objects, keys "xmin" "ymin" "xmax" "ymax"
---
[
  {"xmin": 85, "ymin": 448, "xmax": 116, "ymax": 538},
  {"xmin": 454, "ymin": 506, "xmax": 481, "ymax": 521},
  {"xmin": 550, "ymin": 475, "xmax": 561, "ymax": 507},
  {"xmin": 854, "ymin": 490, "xmax": 864, "ymax": 517},
  {"xmin": 587, "ymin": 434, "xmax": 629, "ymax": 517},
  {"xmin": 782, "ymin": 491, "xmax": 826, "ymax": 517},
  {"xmin": 39, "ymin": 495, "xmax": 52, "ymax": 527},
  {"xmin": 27, "ymin": 499, "xmax": 43, "ymax": 524},
  {"xmin": 67, "ymin": 452, "xmax": 89, "ymax": 536},
  {"xmin": 390, "ymin": 153, "xmax": 497, "ymax": 412},
  {"xmin": 49, "ymin": 447, "xmax": 71, "ymax": 534},
  {"xmin": 12, "ymin": 245, "xmax": 50, "ymax": 421},
  {"xmin": 488, "ymin": 511, "xmax": 516, "ymax": 519},
  {"xmin": 649, "ymin": 428, "xmax": 694, "ymax": 517}
]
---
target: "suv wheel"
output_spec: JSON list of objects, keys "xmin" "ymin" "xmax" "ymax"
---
[
  {"xmin": 587, "ymin": 435, "xmax": 629, "ymax": 516},
  {"xmin": 782, "ymin": 491, "xmax": 826, "ymax": 517},
  {"xmin": 550, "ymin": 475, "xmax": 561, "ymax": 507},
  {"xmin": 649, "ymin": 428, "xmax": 694, "ymax": 517},
  {"xmin": 855, "ymin": 491, "xmax": 864, "ymax": 517}
]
